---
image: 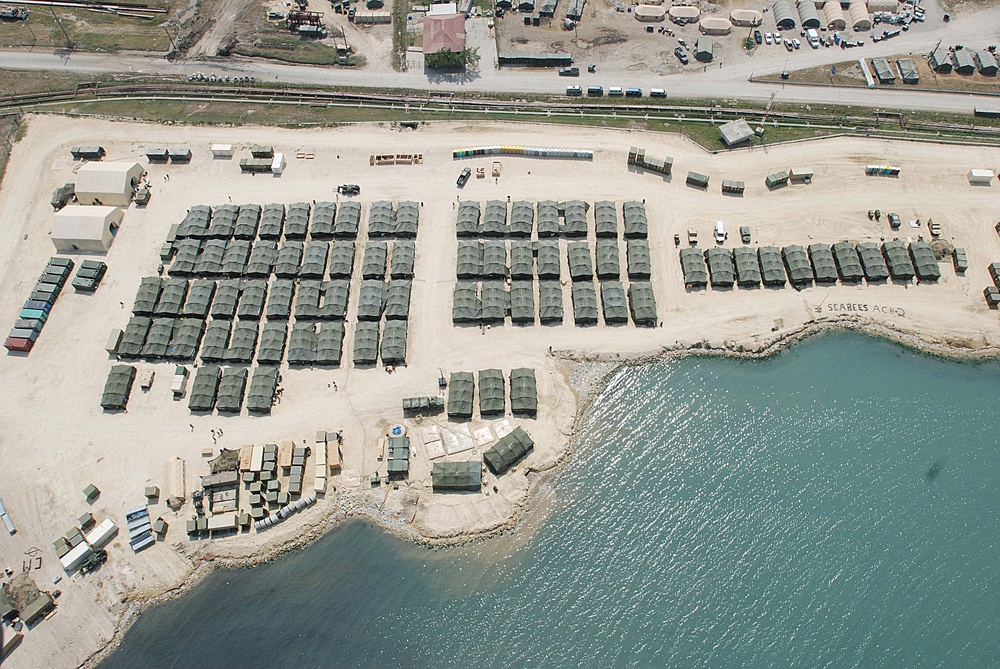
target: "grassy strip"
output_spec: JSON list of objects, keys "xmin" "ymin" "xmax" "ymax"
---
[
  {"xmin": 0, "ymin": 6, "xmax": 171, "ymax": 52},
  {"xmin": 391, "ymin": 0, "xmax": 408, "ymax": 71}
]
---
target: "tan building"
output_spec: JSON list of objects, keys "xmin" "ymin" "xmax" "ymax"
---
[
  {"xmin": 75, "ymin": 161, "xmax": 144, "ymax": 207},
  {"xmin": 51, "ymin": 205, "xmax": 123, "ymax": 253}
]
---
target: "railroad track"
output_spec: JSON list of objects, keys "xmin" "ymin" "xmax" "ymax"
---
[{"xmin": 3, "ymin": 83, "xmax": 1000, "ymax": 145}]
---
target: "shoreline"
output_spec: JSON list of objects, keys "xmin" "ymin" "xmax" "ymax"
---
[{"xmin": 81, "ymin": 318, "xmax": 1000, "ymax": 668}]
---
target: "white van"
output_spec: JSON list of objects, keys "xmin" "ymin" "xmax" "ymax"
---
[
  {"xmin": 714, "ymin": 221, "xmax": 725, "ymax": 244},
  {"xmin": 608, "ymin": 86, "xmax": 624, "ymax": 96},
  {"xmin": 650, "ymin": 88, "xmax": 666, "ymax": 98}
]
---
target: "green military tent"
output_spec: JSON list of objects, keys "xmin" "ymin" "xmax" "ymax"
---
[
  {"xmin": 481, "ymin": 281, "xmax": 507, "ymax": 323},
  {"xmin": 385, "ymin": 281, "xmax": 412, "ymax": 320},
  {"xmin": 572, "ymin": 281, "xmax": 599, "ymax": 325},
  {"xmin": 832, "ymin": 242, "xmax": 865, "ymax": 282},
  {"xmin": 447, "ymin": 371, "xmax": 475, "ymax": 418},
  {"xmin": 482, "ymin": 200, "xmax": 509, "ymax": 237},
  {"xmin": 627, "ymin": 239, "xmax": 651, "ymax": 279},
  {"xmin": 600, "ymin": 281, "xmax": 628, "ymax": 324},
  {"xmin": 200, "ymin": 320, "xmax": 230, "ymax": 362},
  {"xmin": 396, "ymin": 201, "xmax": 419, "ymax": 239},
  {"xmin": 368, "ymin": 201, "xmax": 396, "ymax": 238},
  {"xmin": 563, "ymin": 200, "xmax": 589, "ymax": 237},
  {"xmin": 311, "ymin": 201, "xmax": 337, "ymax": 239},
  {"xmin": 294, "ymin": 281, "xmax": 323, "ymax": 320},
  {"xmin": 391, "ymin": 241, "xmax": 415, "ymax": 279},
  {"xmin": 623, "ymin": 201, "xmax": 648, "ymax": 239},
  {"xmin": 856, "ymin": 242, "xmax": 889, "ymax": 282},
  {"xmin": 538, "ymin": 281, "xmax": 564, "ymax": 324},
  {"xmin": 432, "ymin": 461, "xmax": 482, "ymax": 492},
  {"xmin": 453, "ymin": 282, "xmax": 482, "ymax": 324},
  {"xmin": 188, "ymin": 365, "xmax": 221, "ymax": 411},
  {"xmin": 287, "ymin": 322, "xmax": 318, "ymax": 365},
  {"xmin": 244, "ymin": 241, "xmax": 277, "ymax": 277},
  {"xmin": 568, "ymin": 242, "xmax": 593, "ymax": 281},
  {"xmin": 256, "ymin": 321, "xmax": 288, "ymax": 365},
  {"xmin": 353, "ymin": 321, "xmax": 380, "ymax": 365},
  {"xmin": 274, "ymin": 241, "xmax": 303, "ymax": 278},
  {"xmin": 479, "ymin": 368, "xmax": 505, "ymax": 415},
  {"xmin": 258, "ymin": 203, "xmax": 285, "ymax": 240},
  {"xmin": 357, "ymin": 280, "xmax": 387, "ymax": 321},
  {"xmin": 381, "ymin": 320, "xmax": 408, "ymax": 365},
  {"xmin": 216, "ymin": 367, "xmax": 248, "ymax": 413},
  {"xmin": 782, "ymin": 245, "xmax": 813, "ymax": 285},
  {"xmin": 222, "ymin": 239, "xmax": 251, "ymax": 276},
  {"xmin": 704, "ymin": 248, "xmax": 735, "ymax": 287},
  {"xmin": 808, "ymin": 243, "xmax": 838, "ymax": 283},
  {"xmin": 211, "ymin": 280, "xmax": 241, "ymax": 319},
  {"xmin": 300, "ymin": 241, "xmax": 329, "ymax": 279},
  {"xmin": 101, "ymin": 365, "xmax": 136, "ymax": 410},
  {"xmin": 132, "ymin": 277, "xmax": 162, "ymax": 316},
  {"xmin": 334, "ymin": 201, "xmax": 361, "ymax": 239},
  {"xmin": 236, "ymin": 279, "xmax": 267, "ymax": 319},
  {"xmin": 208, "ymin": 204, "xmax": 238, "ymax": 238},
  {"xmin": 194, "ymin": 240, "xmax": 226, "ymax": 276},
  {"xmin": 483, "ymin": 241, "xmax": 507, "ymax": 279},
  {"xmin": 457, "ymin": 241, "xmax": 484, "ymax": 279},
  {"xmin": 510, "ymin": 241, "xmax": 534, "ymax": 279},
  {"xmin": 265, "ymin": 279, "xmax": 295, "ymax": 320},
  {"xmin": 726, "ymin": 246, "xmax": 758, "ymax": 285},
  {"xmin": 510, "ymin": 200, "xmax": 534, "ymax": 238},
  {"xmin": 882, "ymin": 240, "xmax": 915, "ymax": 279},
  {"xmin": 628, "ymin": 281, "xmax": 658, "ymax": 326},
  {"xmin": 679, "ymin": 248, "xmax": 708, "ymax": 287},
  {"xmin": 234, "ymin": 203, "xmax": 261, "ymax": 240},
  {"xmin": 758, "ymin": 247, "xmax": 786, "ymax": 286},
  {"xmin": 909, "ymin": 241, "xmax": 941, "ymax": 282},
  {"xmin": 155, "ymin": 279, "xmax": 188, "ymax": 317},
  {"xmin": 510, "ymin": 281, "xmax": 535, "ymax": 324},
  {"xmin": 510, "ymin": 368, "xmax": 537, "ymax": 415},
  {"xmin": 225, "ymin": 321, "xmax": 259, "ymax": 363},
  {"xmin": 284, "ymin": 202, "xmax": 310, "ymax": 239},
  {"xmin": 456, "ymin": 201, "xmax": 481, "ymax": 238},
  {"xmin": 246, "ymin": 365, "xmax": 279, "ymax": 414},
  {"xmin": 594, "ymin": 201, "xmax": 618, "ymax": 238},
  {"xmin": 316, "ymin": 322, "xmax": 344, "ymax": 365},
  {"xmin": 166, "ymin": 318, "xmax": 205, "ymax": 360},
  {"xmin": 595, "ymin": 239, "xmax": 620, "ymax": 280},
  {"xmin": 182, "ymin": 280, "xmax": 216, "ymax": 319},
  {"xmin": 536, "ymin": 241, "xmax": 561, "ymax": 279},
  {"xmin": 177, "ymin": 205, "xmax": 211, "ymax": 239},
  {"xmin": 536, "ymin": 200, "xmax": 560, "ymax": 238},
  {"xmin": 142, "ymin": 318, "xmax": 175, "ymax": 358},
  {"xmin": 483, "ymin": 427, "xmax": 534, "ymax": 475},
  {"xmin": 169, "ymin": 239, "xmax": 200, "ymax": 276},
  {"xmin": 363, "ymin": 242, "xmax": 388, "ymax": 279},
  {"xmin": 328, "ymin": 241, "xmax": 355, "ymax": 279},
  {"xmin": 320, "ymin": 280, "xmax": 350, "ymax": 320}
]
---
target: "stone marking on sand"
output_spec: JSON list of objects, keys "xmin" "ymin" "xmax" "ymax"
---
[{"xmin": 816, "ymin": 303, "xmax": 907, "ymax": 317}]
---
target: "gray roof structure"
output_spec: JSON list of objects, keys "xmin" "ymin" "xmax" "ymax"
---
[
  {"xmin": 236, "ymin": 279, "xmax": 267, "ymax": 319},
  {"xmin": 453, "ymin": 282, "xmax": 482, "ymax": 323},
  {"xmin": 627, "ymin": 239, "xmax": 651, "ymax": 279},
  {"xmin": 258, "ymin": 204, "xmax": 285, "ymax": 240},
  {"xmin": 169, "ymin": 239, "xmax": 200, "ymax": 276},
  {"xmin": 177, "ymin": 205, "xmax": 211, "ymax": 239},
  {"xmin": 245, "ymin": 241, "xmax": 277, "ymax": 277},
  {"xmin": 719, "ymin": 118, "xmax": 754, "ymax": 147},
  {"xmin": 182, "ymin": 280, "xmax": 216, "ymax": 319},
  {"xmin": 483, "ymin": 200, "xmax": 509, "ymax": 237},
  {"xmin": 782, "ymin": 245, "xmax": 813, "ymax": 285},
  {"xmin": 482, "ymin": 241, "xmax": 507, "ymax": 279},
  {"xmin": 882, "ymin": 240, "xmax": 915, "ymax": 279},
  {"xmin": 456, "ymin": 201, "xmax": 481, "ymax": 238},
  {"xmin": 284, "ymin": 202, "xmax": 311, "ymax": 239},
  {"xmin": 563, "ymin": 200, "xmax": 589, "ymax": 237},
  {"xmin": 538, "ymin": 281, "xmax": 564, "ymax": 323},
  {"xmin": 142, "ymin": 318, "xmax": 175, "ymax": 358},
  {"xmin": 234, "ymin": 204, "xmax": 261, "ymax": 239},
  {"xmin": 679, "ymin": 247, "xmax": 709, "ymax": 287},
  {"xmin": 274, "ymin": 242, "xmax": 303, "ymax": 278},
  {"xmin": 447, "ymin": 371, "xmax": 475, "ymax": 418},
  {"xmin": 536, "ymin": 241, "xmax": 561, "ymax": 279},
  {"xmin": 758, "ymin": 246, "xmax": 786, "ymax": 285},
  {"xmin": 216, "ymin": 367, "xmax": 248, "ymax": 413},
  {"xmin": 310, "ymin": 201, "xmax": 338, "ymax": 239},
  {"xmin": 537, "ymin": 201, "xmax": 560, "ymax": 238},
  {"xmin": 328, "ymin": 241, "xmax": 355, "ymax": 278},
  {"xmin": 595, "ymin": 239, "xmax": 620, "ymax": 280},
  {"xmin": 101, "ymin": 365, "xmax": 136, "ymax": 410},
  {"xmin": 166, "ymin": 319, "xmax": 204, "ymax": 360},
  {"xmin": 356, "ymin": 280, "xmax": 387, "ymax": 321},
  {"xmin": 319, "ymin": 280, "xmax": 350, "ymax": 320},
  {"xmin": 594, "ymin": 201, "xmax": 618, "ymax": 238},
  {"xmin": 623, "ymin": 201, "xmax": 649, "ymax": 239},
  {"xmin": 226, "ymin": 320, "xmax": 259, "ymax": 363},
  {"xmin": 353, "ymin": 321, "xmax": 380, "ymax": 365},
  {"xmin": 481, "ymin": 281, "xmax": 507, "ymax": 323},
  {"xmin": 479, "ymin": 368, "xmax": 505, "ymax": 414},
  {"xmin": 510, "ymin": 281, "xmax": 535, "ymax": 323},
  {"xmin": 510, "ymin": 368, "xmax": 537, "ymax": 415},
  {"xmin": 208, "ymin": 204, "xmax": 238, "ymax": 238},
  {"xmin": 194, "ymin": 239, "xmax": 226, "ymax": 276},
  {"xmin": 265, "ymin": 279, "xmax": 295, "ymax": 320},
  {"xmin": 200, "ymin": 320, "xmax": 230, "ymax": 362},
  {"xmin": 571, "ymin": 281, "xmax": 599, "ymax": 324},
  {"xmin": 832, "ymin": 242, "xmax": 865, "ymax": 282},
  {"xmin": 391, "ymin": 241, "xmax": 415, "ymax": 279},
  {"xmin": 396, "ymin": 201, "xmax": 419, "ymax": 239},
  {"xmin": 483, "ymin": 426, "xmax": 534, "ymax": 475},
  {"xmin": 704, "ymin": 248, "xmax": 735, "ymax": 286},
  {"xmin": 510, "ymin": 201, "xmax": 534, "ymax": 237},
  {"xmin": 155, "ymin": 279, "xmax": 188, "ymax": 317},
  {"xmin": 628, "ymin": 281, "xmax": 657, "ymax": 326},
  {"xmin": 432, "ymin": 461, "xmax": 482, "ymax": 492},
  {"xmin": 316, "ymin": 322, "xmax": 345, "ymax": 365},
  {"xmin": 733, "ymin": 247, "xmax": 761, "ymax": 286},
  {"xmin": 222, "ymin": 239, "xmax": 251, "ymax": 276},
  {"xmin": 335, "ymin": 201, "xmax": 361, "ymax": 239},
  {"xmin": 287, "ymin": 322, "xmax": 318, "ymax": 365},
  {"xmin": 385, "ymin": 280, "xmax": 412, "ymax": 320},
  {"xmin": 600, "ymin": 281, "xmax": 628, "ymax": 324},
  {"xmin": 256, "ymin": 321, "xmax": 288, "ymax": 365},
  {"xmin": 909, "ymin": 241, "xmax": 940, "ymax": 281},
  {"xmin": 368, "ymin": 201, "xmax": 396, "ymax": 238},
  {"xmin": 188, "ymin": 365, "xmax": 221, "ymax": 412},
  {"xmin": 300, "ymin": 241, "xmax": 329, "ymax": 278},
  {"xmin": 808, "ymin": 243, "xmax": 838, "ymax": 282},
  {"xmin": 362, "ymin": 242, "xmax": 388, "ymax": 279},
  {"xmin": 568, "ymin": 241, "xmax": 593, "ymax": 281},
  {"xmin": 132, "ymin": 277, "xmax": 162, "ymax": 315},
  {"xmin": 118, "ymin": 316, "xmax": 151, "ymax": 358},
  {"xmin": 211, "ymin": 279, "xmax": 241, "ymax": 319},
  {"xmin": 246, "ymin": 365, "xmax": 278, "ymax": 414},
  {"xmin": 510, "ymin": 241, "xmax": 534, "ymax": 279}
]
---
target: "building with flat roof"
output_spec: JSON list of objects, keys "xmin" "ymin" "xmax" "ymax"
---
[{"xmin": 719, "ymin": 118, "xmax": 753, "ymax": 147}]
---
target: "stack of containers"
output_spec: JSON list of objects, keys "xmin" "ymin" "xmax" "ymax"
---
[
  {"xmin": 126, "ymin": 504, "xmax": 155, "ymax": 553},
  {"xmin": 5, "ymin": 257, "xmax": 74, "ymax": 353},
  {"xmin": 314, "ymin": 432, "xmax": 327, "ymax": 494}
]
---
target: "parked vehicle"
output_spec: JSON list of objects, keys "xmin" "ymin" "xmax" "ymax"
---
[
  {"xmin": 625, "ymin": 88, "xmax": 642, "ymax": 97},
  {"xmin": 650, "ymin": 88, "xmax": 667, "ymax": 97},
  {"xmin": 765, "ymin": 32, "xmax": 773, "ymax": 44},
  {"xmin": 457, "ymin": 167, "xmax": 471, "ymax": 187},
  {"xmin": 674, "ymin": 47, "xmax": 689, "ymax": 64},
  {"xmin": 754, "ymin": 29, "xmax": 763, "ymax": 44},
  {"xmin": 587, "ymin": 86, "xmax": 604, "ymax": 97},
  {"xmin": 714, "ymin": 221, "xmax": 725, "ymax": 244},
  {"xmin": 792, "ymin": 38, "xmax": 801, "ymax": 49},
  {"xmin": 608, "ymin": 86, "xmax": 624, "ymax": 96},
  {"xmin": 566, "ymin": 85, "xmax": 583, "ymax": 96},
  {"xmin": 559, "ymin": 67, "xmax": 580, "ymax": 76},
  {"xmin": 785, "ymin": 39, "xmax": 794, "ymax": 51},
  {"xmin": 888, "ymin": 212, "xmax": 901, "ymax": 229},
  {"xmin": 337, "ymin": 184, "xmax": 360, "ymax": 195},
  {"xmin": 740, "ymin": 226, "xmax": 751, "ymax": 243}
]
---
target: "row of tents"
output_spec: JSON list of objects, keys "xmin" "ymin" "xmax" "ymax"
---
[
  {"xmin": 680, "ymin": 240, "xmax": 942, "ymax": 287},
  {"xmin": 187, "ymin": 364, "xmax": 280, "ymax": 414},
  {"xmin": 446, "ymin": 369, "xmax": 537, "ymax": 419},
  {"xmin": 352, "ymin": 319, "xmax": 408, "ymax": 366},
  {"xmin": 456, "ymin": 239, "xmax": 652, "ymax": 282},
  {"xmin": 452, "ymin": 280, "xmax": 657, "ymax": 326},
  {"xmin": 429, "ymin": 424, "xmax": 535, "ymax": 490},
  {"xmin": 456, "ymin": 200, "xmax": 649, "ymax": 240}
]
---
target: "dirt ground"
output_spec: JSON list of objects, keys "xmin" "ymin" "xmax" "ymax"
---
[{"xmin": 3, "ymin": 116, "xmax": 1000, "ymax": 668}]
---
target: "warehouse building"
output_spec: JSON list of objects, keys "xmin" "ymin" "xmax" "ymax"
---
[
  {"xmin": 75, "ymin": 161, "xmax": 144, "ymax": 206},
  {"xmin": 51, "ymin": 205, "xmax": 123, "ymax": 253}
]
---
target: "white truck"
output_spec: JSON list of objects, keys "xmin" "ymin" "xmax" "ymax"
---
[
  {"xmin": 171, "ymin": 365, "xmax": 188, "ymax": 398},
  {"xmin": 806, "ymin": 28, "xmax": 820, "ymax": 48}
]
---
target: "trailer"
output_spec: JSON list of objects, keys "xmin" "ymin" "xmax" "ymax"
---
[
  {"xmin": 968, "ymin": 169, "xmax": 994, "ymax": 185},
  {"xmin": 721, "ymin": 179, "xmax": 745, "ymax": 194},
  {"xmin": 765, "ymin": 170, "xmax": 789, "ymax": 188},
  {"xmin": 686, "ymin": 171, "xmax": 710, "ymax": 188},
  {"xmin": 60, "ymin": 541, "xmax": 95, "ymax": 572},
  {"xmin": 211, "ymin": 144, "xmax": 234, "ymax": 158},
  {"xmin": 84, "ymin": 518, "xmax": 119, "ymax": 548},
  {"xmin": 788, "ymin": 166, "xmax": 814, "ymax": 183}
]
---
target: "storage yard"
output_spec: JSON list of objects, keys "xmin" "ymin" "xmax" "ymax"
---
[{"xmin": 3, "ymin": 116, "xmax": 1000, "ymax": 667}]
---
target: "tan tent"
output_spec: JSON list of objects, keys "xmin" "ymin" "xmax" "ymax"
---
[
  {"xmin": 75, "ymin": 161, "xmax": 144, "ymax": 206},
  {"xmin": 867, "ymin": 0, "xmax": 896, "ymax": 11},
  {"xmin": 634, "ymin": 4, "xmax": 666, "ymax": 20},
  {"xmin": 822, "ymin": 1, "xmax": 846, "ymax": 29},
  {"xmin": 699, "ymin": 16, "xmax": 732, "ymax": 34},
  {"xmin": 668, "ymin": 5, "xmax": 700, "ymax": 20},
  {"xmin": 848, "ymin": 0, "xmax": 871, "ymax": 31},
  {"xmin": 729, "ymin": 9, "xmax": 762, "ymax": 25},
  {"xmin": 51, "ymin": 205, "xmax": 123, "ymax": 253}
]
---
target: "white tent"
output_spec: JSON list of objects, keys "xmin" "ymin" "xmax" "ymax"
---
[
  {"xmin": 75, "ymin": 161, "xmax": 144, "ymax": 206},
  {"xmin": 634, "ymin": 4, "xmax": 666, "ymax": 20},
  {"xmin": 729, "ymin": 9, "xmax": 762, "ymax": 25},
  {"xmin": 51, "ymin": 205, "xmax": 123, "ymax": 253},
  {"xmin": 699, "ymin": 17, "xmax": 732, "ymax": 34},
  {"xmin": 668, "ymin": 5, "xmax": 700, "ymax": 19}
]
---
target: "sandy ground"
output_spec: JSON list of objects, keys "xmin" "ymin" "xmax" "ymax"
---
[{"xmin": 2, "ymin": 116, "xmax": 1000, "ymax": 668}]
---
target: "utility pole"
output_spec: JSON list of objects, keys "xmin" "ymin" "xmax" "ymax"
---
[
  {"xmin": 50, "ymin": 6, "xmax": 72, "ymax": 49},
  {"xmin": 163, "ymin": 26, "xmax": 177, "ymax": 52}
]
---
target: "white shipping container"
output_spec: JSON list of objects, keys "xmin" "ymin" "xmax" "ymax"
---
[
  {"xmin": 211, "ymin": 144, "xmax": 234, "ymax": 157},
  {"xmin": 60, "ymin": 542, "xmax": 94, "ymax": 572},
  {"xmin": 313, "ymin": 477, "xmax": 327, "ymax": 494},
  {"xmin": 207, "ymin": 513, "xmax": 238, "ymax": 531},
  {"xmin": 251, "ymin": 444, "xmax": 264, "ymax": 472},
  {"xmin": 968, "ymin": 169, "xmax": 994, "ymax": 184},
  {"xmin": 271, "ymin": 153, "xmax": 286, "ymax": 175},
  {"xmin": 85, "ymin": 518, "xmax": 118, "ymax": 548}
]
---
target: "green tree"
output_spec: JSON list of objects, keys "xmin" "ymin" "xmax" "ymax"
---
[{"xmin": 425, "ymin": 47, "xmax": 480, "ymax": 71}]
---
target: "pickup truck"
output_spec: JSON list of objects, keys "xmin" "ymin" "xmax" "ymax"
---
[
  {"xmin": 457, "ymin": 167, "xmax": 471, "ymax": 187},
  {"xmin": 559, "ymin": 67, "xmax": 580, "ymax": 77}
]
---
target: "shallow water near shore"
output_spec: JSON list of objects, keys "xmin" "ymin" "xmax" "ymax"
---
[{"xmin": 98, "ymin": 333, "xmax": 1000, "ymax": 668}]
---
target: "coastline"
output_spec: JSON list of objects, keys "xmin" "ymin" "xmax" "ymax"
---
[{"xmin": 81, "ymin": 317, "xmax": 1000, "ymax": 668}]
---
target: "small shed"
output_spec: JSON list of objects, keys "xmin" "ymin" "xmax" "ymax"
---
[
  {"xmin": 698, "ymin": 17, "xmax": 731, "ymax": 34},
  {"xmin": 897, "ymin": 58, "xmax": 919, "ymax": 84},
  {"xmin": 686, "ymin": 171, "xmax": 709, "ymax": 188},
  {"xmin": 975, "ymin": 50, "xmax": 999, "ymax": 76},
  {"xmin": 719, "ymin": 118, "xmax": 753, "ymax": 147},
  {"xmin": 51, "ymin": 205, "xmax": 123, "ymax": 253},
  {"xmin": 952, "ymin": 49, "xmax": 975, "ymax": 75},
  {"xmin": 694, "ymin": 37, "xmax": 714, "ymax": 62},
  {"xmin": 20, "ymin": 593, "xmax": 54, "ymax": 629},
  {"xmin": 75, "ymin": 161, "xmax": 144, "ymax": 206},
  {"xmin": 928, "ymin": 46, "xmax": 952, "ymax": 73}
]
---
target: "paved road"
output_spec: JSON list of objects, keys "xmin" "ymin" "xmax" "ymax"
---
[{"xmin": 2, "ymin": 4, "xmax": 999, "ymax": 114}]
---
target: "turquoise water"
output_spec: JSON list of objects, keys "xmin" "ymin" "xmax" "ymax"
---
[{"xmin": 100, "ymin": 333, "xmax": 1000, "ymax": 668}]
